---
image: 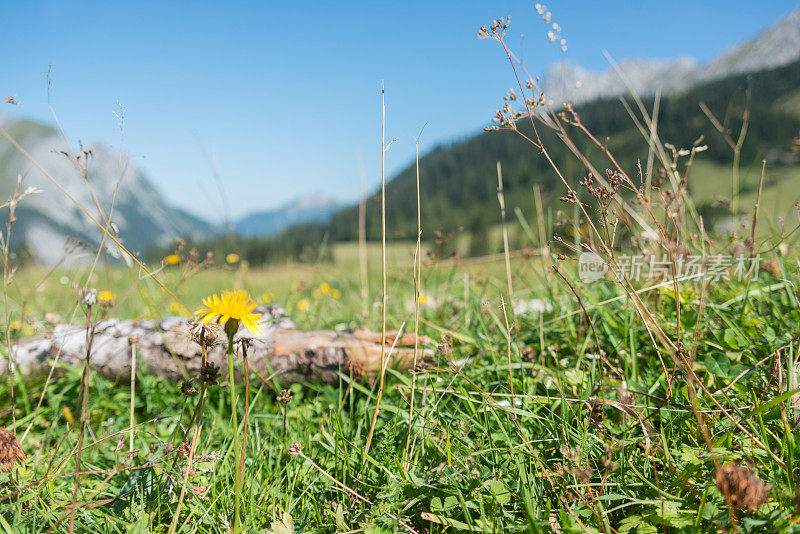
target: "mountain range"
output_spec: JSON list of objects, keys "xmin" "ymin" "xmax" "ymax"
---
[
  {"xmin": 0, "ymin": 113, "xmax": 342, "ymax": 263},
  {"xmin": 540, "ymin": 6, "xmax": 800, "ymax": 106},
  {"xmin": 0, "ymin": 114, "xmax": 211, "ymax": 264},
  {"xmin": 234, "ymin": 195, "xmax": 340, "ymax": 237}
]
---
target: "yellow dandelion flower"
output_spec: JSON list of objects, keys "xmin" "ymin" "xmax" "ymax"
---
[
  {"xmin": 195, "ymin": 290, "xmax": 262, "ymax": 336},
  {"xmin": 418, "ymin": 294, "xmax": 428, "ymax": 305},
  {"xmin": 296, "ymin": 299, "xmax": 309, "ymax": 312},
  {"xmin": 226, "ymin": 253, "xmax": 240, "ymax": 264},
  {"xmin": 319, "ymin": 282, "xmax": 332, "ymax": 295},
  {"xmin": 9, "ymin": 320, "xmax": 22, "ymax": 331},
  {"xmin": 164, "ymin": 254, "xmax": 181, "ymax": 266},
  {"xmin": 98, "ymin": 290, "xmax": 115, "ymax": 303},
  {"xmin": 331, "ymin": 288, "xmax": 341, "ymax": 299}
]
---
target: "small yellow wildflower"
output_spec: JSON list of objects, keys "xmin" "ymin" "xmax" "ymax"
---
[
  {"xmin": 62, "ymin": 405, "xmax": 74, "ymax": 426},
  {"xmin": 169, "ymin": 301, "xmax": 183, "ymax": 314},
  {"xmin": 319, "ymin": 282, "xmax": 332, "ymax": 295},
  {"xmin": 9, "ymin": 320, "xmax": 22, "ymax": 331},
  {"xmin": 98, "ymin": 290, "xmax": 115, "ymax": 304},
  {"xmin": 418, "ymin": 294, "xmax": 428, "ymax": 305},
  {"xmin": 195, "ymin": 290, "xmax": 262, "ymax": 336},
  {"xmin": 261, "ymin": 291, "xmax": 273, "ymax": 304},
  {"xmin": 296, "ymin": 299, "xmax": 309, "ymax": 312},
  {"xmin": 164, "ymin": 254, "xmax": 181, "ymax": 266},
  {"xmin": 331, "ymin": 288, "xmax": 341, "ymax": 299},
  {"xmin": 226, "ymin": 253, "xmax": 240, "ymax": 264}
]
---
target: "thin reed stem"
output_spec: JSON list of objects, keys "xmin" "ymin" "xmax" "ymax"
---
[
  {"xmin": 365, "ymin": 84, "xmax": 387, "ymax": 458},
  {"xmin": 69, "ymin": 303, "xmax": 96, "ymax": 534},
  {"xmin": 239, "ymin": 343, "xmax": 250, "ymax": 501},
  {"xmin": 500, "ymin": 296, "xmax": 516, "ymax": 420},
  {"xmin": 751, "ymin": 160, "xmax": 766, "ymax": 254},
  {"xmin": 358, "ymin": 154, "xmax": 369, "ymax": 316},
  {"xmin": 496, "ymin": 161, "xmax": 514, "ymax": 310},
  {"xmin": 129, "ymin": 338, "xmax": 137, "ymax": 452},
  {"xmin": 404, "ymin": 135, "xmax": 423, "ymax": 468}
]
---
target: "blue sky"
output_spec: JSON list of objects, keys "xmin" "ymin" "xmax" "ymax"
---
[{"xmin": 3, "ymin": 0, "xmax": 798, "ymax": 222}]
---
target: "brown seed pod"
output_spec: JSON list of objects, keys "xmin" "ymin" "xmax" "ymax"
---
[
  {"xmin": 715, "ymin": 463, "xmax": 771, "ymax": 511},
  {"xmin": 0, "ymin": 428, "xmax": 25, "ymax": 471}
]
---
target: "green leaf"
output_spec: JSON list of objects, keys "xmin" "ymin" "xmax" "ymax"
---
[
  {"xmin": 486, "ymin": 479, "xmax": 511, "ymax": 504},
  {"xmin": 619, "ymin": 515, "xmax": 642, "ymax": 533},
  {"xmin": 267, "ymin": 512, "xmax": 294, "ymax": 534},
  {"xmin": 431, "ymin": 495, "xmax": 458, "ymax": 512},
  {"xmin": 704, "ymin": 353, "xmax": 730, "ymax": 378},
  {"xmin": 748, "ymin": 387, "xmax": 800, "ymax": 419},
  {"xmin": 723, "ymin": 329, "xmax": 741, "ymax": 349}
]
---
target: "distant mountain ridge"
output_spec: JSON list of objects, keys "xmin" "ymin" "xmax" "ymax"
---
[
  {"xmin": 541, "ymin": 6, "xmax": 800, "ymax": 106},
  {"xmin": 0, "ymin": 114, "xmax": 212, "ymax": 264},
  {"xmin": 234, "ymin": 194, "xmax": 340, "ymax": 237}
]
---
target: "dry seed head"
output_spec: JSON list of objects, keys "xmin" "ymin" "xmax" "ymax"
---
[
  {"xmin": 191, "ymin": 485, "xmax": 209, "ymax": 500},
  {"xmin": 199, "ymin": 362, "xmax": 221, "ymax": 385},
  {"xmin": 715, "ymin": 463, "xmax": 771, "ymax": 511},
  {"xmin": 180, "ymin": 379, "xmax": 198, "ymax": 396},
  {"xmin": 233, "ymin": 332, "xmax": 256, "ymax": 355},
  {"xmin": 601, "ymin": 443, "xmax": 619, "ymax": 473},
  {"xmin": 559, "ymin": 190, "xmax": 579, "ymax": 204},
  {"xmin": 288, "ymin": 442, "xmax": 302, "ymax": 457},
  {"xmin": 80, "ymin": 288, "xmax": 98, "ymax": 307},
  {"xmin": 277, "ymin": 389, "xmax": 293, "ymax": 405},
  {"xmin": 189, "ymin": 322, "xmax": 222, "ymax": 348},
  {"xmin": 0, "ymin": 428, "xmax": 25, "ymax": 471},
  {"xmin": 176, "ymin": 439, "xmax": 190, "ymax": 457}
]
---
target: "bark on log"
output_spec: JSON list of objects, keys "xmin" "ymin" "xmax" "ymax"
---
[{"xmin": 5, "ymin": 306, "xmax": 433, "ymax": 384}]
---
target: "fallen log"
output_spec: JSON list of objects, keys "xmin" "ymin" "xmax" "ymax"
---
[{"xmin": 6, "ymin": 306, "xmax": 433, "ymax": 384}]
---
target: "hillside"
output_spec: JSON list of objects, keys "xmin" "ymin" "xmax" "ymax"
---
[
  {"xmin": 326, "ymin": 59, "xmax": 800, "ymax": 247},
  {"xmin": 0, "ymin": 114, "xmax": 212, "ymax": 264}
]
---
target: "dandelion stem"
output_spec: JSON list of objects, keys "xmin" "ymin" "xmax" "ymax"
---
[{"xmin": 227, "ymin": 335, "xmax": 241, "ymax": 532}]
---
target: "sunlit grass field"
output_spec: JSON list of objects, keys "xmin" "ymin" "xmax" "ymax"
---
[{"xmin": 2, "ymin": 234, "xmax": 800, "ymax": 532}]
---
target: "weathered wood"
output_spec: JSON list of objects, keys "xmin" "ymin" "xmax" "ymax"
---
[{"xmin": 6, "ymin": 306, "xmax": 432, "ymax": 384}]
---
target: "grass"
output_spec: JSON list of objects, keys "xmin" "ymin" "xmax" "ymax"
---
[
  {"xmin": 2, "ymin": 245, "xmax": 799, "ymax": 532},
  {"xmin": 688, "ymin": 160, "xmax": 800, "ymax": 222}
]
